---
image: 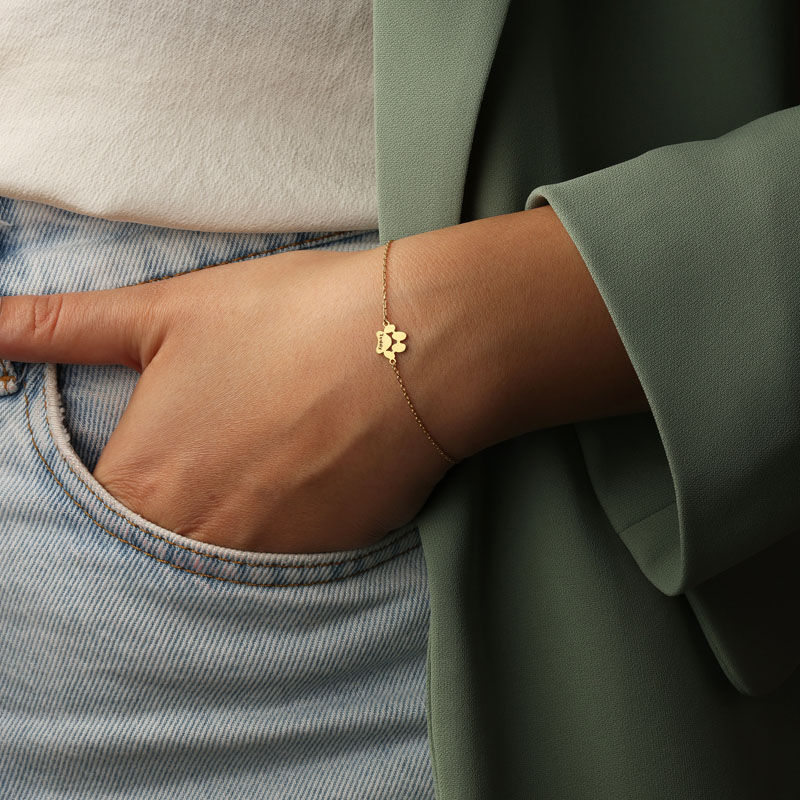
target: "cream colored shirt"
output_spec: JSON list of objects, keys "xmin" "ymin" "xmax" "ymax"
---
[{"xmin": 0, "ymin": 0, "xmax": 377, "ymax": 232}]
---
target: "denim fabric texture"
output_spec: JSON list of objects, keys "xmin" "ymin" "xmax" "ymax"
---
[{"xmin": 0, "ymin": 196, "xmax": 434, "ymax": 799}]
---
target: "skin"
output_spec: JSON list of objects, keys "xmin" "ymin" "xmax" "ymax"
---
[{"xmin": 0, "ymin": 205, "xmax": 649, "ymax": 553}]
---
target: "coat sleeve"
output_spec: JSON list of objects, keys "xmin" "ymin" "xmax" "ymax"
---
[{"xmin": 525, "ymin": 104, "xmax": 800, "ymax": 695}]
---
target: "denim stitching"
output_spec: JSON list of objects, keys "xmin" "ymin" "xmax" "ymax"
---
[
  {"xmin": 21, "ymin": 377, "xmax": 421, "ymax": 586},
  {"xmin": 132, "ymin": 230, "xmax": 369, "ymax": 287}
]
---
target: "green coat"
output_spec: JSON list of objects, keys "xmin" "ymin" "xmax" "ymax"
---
[{"xmin": 373, "ymin": 1, "xmax": 800, "ymax": 797}]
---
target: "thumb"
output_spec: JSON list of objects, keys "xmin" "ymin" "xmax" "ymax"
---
[{"xmin": 0, "ymin": 282, "xmax": 169, "ymax": 371}]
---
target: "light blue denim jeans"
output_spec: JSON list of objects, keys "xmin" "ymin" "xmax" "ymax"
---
[{"xmin": 0, "ymin": 196, "xmax": 434, "ymax": 798}]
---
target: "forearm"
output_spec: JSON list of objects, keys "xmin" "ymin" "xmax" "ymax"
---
[{"xmin": 381, "ymin": 205, "xmax": 650, "ymax": 461}]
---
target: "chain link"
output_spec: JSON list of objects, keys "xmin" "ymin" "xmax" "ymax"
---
[{"xmin": 378, "ymin": 239, "xmax": 459, "ymax": 466}]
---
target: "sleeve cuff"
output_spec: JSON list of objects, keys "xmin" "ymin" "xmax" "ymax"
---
[{"xmin": 521, "ymin": 105, "xmax": 800, "ymax": 694}]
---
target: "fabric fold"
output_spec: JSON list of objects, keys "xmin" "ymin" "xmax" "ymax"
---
[{"xmin": 525, "ymin": 104, "xmax": 800, "ymax": 695}]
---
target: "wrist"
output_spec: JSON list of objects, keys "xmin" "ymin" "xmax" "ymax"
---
[
  {"xmin": 368, "ymin": 226, "xmax": 522, "ymax": 462},
  {"xmin": 368, "ymin": 205, "xmax": 648, "ymax": 462}
]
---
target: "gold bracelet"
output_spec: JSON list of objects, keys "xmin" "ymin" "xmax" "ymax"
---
[{"xmin": 375, "ymin": 239, "xmax": 459, "ymax": 466}]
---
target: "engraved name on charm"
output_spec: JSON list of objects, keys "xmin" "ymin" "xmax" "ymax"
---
[{"xmin": 376, "ymin": 323, "xmax": 407, "ymax": 361}]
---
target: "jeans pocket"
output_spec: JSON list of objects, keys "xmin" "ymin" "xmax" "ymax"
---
[
  {"xmin": 15, "ymin": 359, "xmax": 420, "ymax": 587},
  {"xmin": 1, "ymin": 365, "xmax": 433, "ymax": 800}
]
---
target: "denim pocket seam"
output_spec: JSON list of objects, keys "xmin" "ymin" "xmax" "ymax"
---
[{"xmin": 22, "ymin": 374, "xmax": 422, "ymax": 586}]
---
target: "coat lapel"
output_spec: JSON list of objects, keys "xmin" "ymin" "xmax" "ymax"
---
[{"xmin": 372, "ymin": 0, "xmax": 511, "ymax": 242}]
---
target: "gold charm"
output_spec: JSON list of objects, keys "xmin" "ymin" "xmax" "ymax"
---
[{"xmin": 376, "ymin": 322, "xmax": 407, "ymax": 363}]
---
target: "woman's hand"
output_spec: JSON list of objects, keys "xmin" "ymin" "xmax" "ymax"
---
[
  {"xmin": 0, "ymin": 245, "xmax": 453, "ymax": 553},
  {"xmin": 0, "ymin": 206, "xmax": 649, "ymax": 553}
]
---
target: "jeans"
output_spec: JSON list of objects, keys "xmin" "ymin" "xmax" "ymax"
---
[{"xmin": 0, "ymin": 196, "xmax": 434, "ymax": 798}]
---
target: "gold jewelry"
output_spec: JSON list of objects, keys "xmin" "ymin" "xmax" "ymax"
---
[{"xmin": 376, "ymin": 239, "xmax": 459, "ymax": 466}]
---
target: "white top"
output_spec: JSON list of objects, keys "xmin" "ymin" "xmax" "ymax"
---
[{"xmin": 0, "ymin": 0, "xmax": 378, "ymax": 232}]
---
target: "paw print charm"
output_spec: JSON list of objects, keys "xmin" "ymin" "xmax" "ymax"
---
[{"xmin": 376, "ymin": 323, "xmax": 407, "ymax": 364}]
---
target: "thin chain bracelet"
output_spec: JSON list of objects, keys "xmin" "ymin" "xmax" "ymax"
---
[{"xmin": 375, "ymin": 239, "xmax": 460, "ymax": 466}]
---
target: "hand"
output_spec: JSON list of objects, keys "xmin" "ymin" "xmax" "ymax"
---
[
  {"xmin": 0, "ymin": 246, "xmax": 453, "ymax": 553},
  {"xmin": 0, "ymin": 206, "xmax": 647, "ymax": 553}
]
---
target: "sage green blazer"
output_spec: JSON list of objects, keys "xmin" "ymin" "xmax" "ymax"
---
[{"xmin": 373, "ymin": 1, "xmax": 800, "ymax": 797}]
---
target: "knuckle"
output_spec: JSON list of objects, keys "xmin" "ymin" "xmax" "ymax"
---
[{"xmin": 28, "ymin": 293, "xmax": 65, "ymax": 343}]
